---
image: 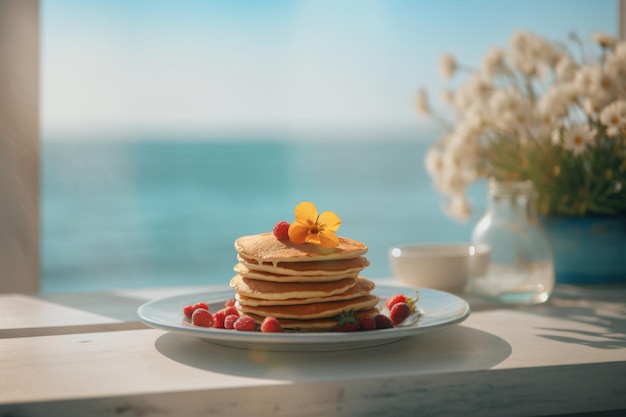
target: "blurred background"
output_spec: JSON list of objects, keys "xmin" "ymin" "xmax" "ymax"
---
[{"xmin": 34, "ymin": 0, "xmax": 618, "ymax": 292}]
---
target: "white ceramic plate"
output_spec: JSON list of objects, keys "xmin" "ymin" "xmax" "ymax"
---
[{"xmin": 137, "ymin": 285, "xmax": 470, "ymax": 351}]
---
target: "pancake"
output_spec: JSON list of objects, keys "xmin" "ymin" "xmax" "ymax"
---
[
  {"xmin": 245, "ymin": 308, "xmax": 380, "ymax": 331},
  {"xmin": 235, "ymin": 233, "xmax": 368, "ymax": 263},
  {"xmin": 234, "ymin": 263, "xmax": 360, "ymax": 283},
  {"xmin": 236, "ymin": 294, "xmax": 379, "ymax": 320},
  {"xmin": 236, "ymin": 277, "xmax": 376, "ymax": 306},
  {"xmin": 230, "ymin": 274, "xmax": 358, "ymax": 300},
  {"xmin": 238, "ymin": 255, "xmax": 370, "ymax": 276}
]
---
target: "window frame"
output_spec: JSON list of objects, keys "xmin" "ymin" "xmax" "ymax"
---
[
  {"xmin": 0, "ymin": 0, "xmax": 40, "ymax": 293},
  {"xmin": 1, "ymin": 0, "xmax": 624, "ymax": 293}
]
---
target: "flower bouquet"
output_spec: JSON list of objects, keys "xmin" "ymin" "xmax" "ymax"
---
[{"xmin": 417, "ymin": 31, "xmax": 626, "ymax": 222}]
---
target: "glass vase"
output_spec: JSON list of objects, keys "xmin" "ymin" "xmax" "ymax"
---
[{"xmin": 468, "ymin": 179, "xmax": 555, "ymax": 304}]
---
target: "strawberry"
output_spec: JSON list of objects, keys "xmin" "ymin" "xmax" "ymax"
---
[
  {"xmin": 224, "ymin": 298, "xmax": 236, "ymax": 307},
  {"xmin": 374, "ymin": 314, "xmax": 394, "ymax": 329},
  {"xmin": 183, "ymin": 302, "xmax": 209, "ymax": 319},
  {"xmin": 385, "ymin": 291, "xmax": 419, "ymax": 312},
  {"xmin": 335, "ymin": 310, "xmax": 360, "ymax": 332},
  {"xmin": 273, "ymin": 221, "xmax": 291, "ymax": 240},
  {"xmin": 359, "ymin": 316, "xmax": 376, "ymax": 331},
  {"xmin": 212, "ymin": 309, "xmax": 226, "ymax": 328},
  {"xmin": 234, "ymin": 315, "xmax": 257, "ymax": 331},
  {"xmin": 191, "ymin": 308, "xmax": 214, "ymax": 327},
  {"xmin": 385, "ymin": 294, "xmax": 408, "ymax": 310},
  {"xmin": 224, "ymin": 314, "xmax": 239, "ymax": 330},
  {"xmin": 389, "ymin": 302, "xmax": 412, "ymax": 325},
  {"xmin": 260, "ymin": 316, "xmax": 284, "ymax": 333}
]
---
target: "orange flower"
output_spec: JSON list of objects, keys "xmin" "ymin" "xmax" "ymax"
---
[{"xmin": 288, "ymin": 202, "xmax": 341, "ymax": 248}]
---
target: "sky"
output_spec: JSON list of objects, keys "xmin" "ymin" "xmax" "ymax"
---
[{"xmin": 41, "ymin": 0, "xmax": 620, "ymax": 141}]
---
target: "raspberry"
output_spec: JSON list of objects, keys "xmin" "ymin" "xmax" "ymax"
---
[
  {"xmin": 223, "ymin": 305, "xmax": 239, "ymax": 317},
  {"xmin": 224, "ymin": 314, "xmax": 239, "ymax": 330},
  {"xmin": 212, "ymin": 310, "xmax": 226, "ymax": 328},
  {"xmin": 273, "ymin": 221, "xmax": 291, "ymax": 240},
  {"xmin": 234, "ymin": 315, "xmax": 256, "ymax": 331},
  {"xmin": 389, "ymin": 302, "xmax": 412, "ymax": 325},
  {"xmin": 191, "ymin": 308, "xmax": 214, "ymax": 327},
  {"xmin": 224, "ymin": 298, "xmax": 236, "ymax": 307},
  {"xmin": 260, "ymin": 316, "xmax": 284, "ymax": 333},
  {"xmin": 183, "ymin": 302, "xmax": 209, "ymax": 319},
  {"xmin": 359, "ymin": 316, "xmax": 376, "ymax": 331},
  {"xmin": 374, "ymin": 314, "xmax": 394, "ymax": 329}
]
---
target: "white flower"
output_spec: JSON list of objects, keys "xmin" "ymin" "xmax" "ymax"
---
[
  {"xmin": 440, "ymin": 89, "xmax": 456, "ymax": 108},
  {"xmin": 482, "ymin": 47, "xmax": 507, "ymax": 79},
  {"xmin": 488, "ymin": 87, "xmax": 536, "ymax": 133},
  {"xmin": 446, "ymin": 129, "xmax": 480, "ymax": 169},
  {"xmin": 509, "ymin": 31, "xmax": 536, "ymax": 76},
  {"xmin": 457, "ymin": 104, "xmax": 486, "ymax": 136},
  {"xmin": 432, "ymin": 143, "xmax": 478, "ymax": 196},
  {"xmin": 445, "ymin": 193, "xmax": 471, "ymax": 222},
  {"xmin": 615, "ymin": 41, "xmax": 626, "ymax": 59},
  {"xmin": 551, "ymin": 128, "xmax": 562, "ymax": 145},
  {"xmin": 591, "ymin": 32, "xmax": 617, "ymax": 49},
  {"xmin": 599, "ymin": 100, "xmax": 626, "ymax": 136},
  {"xmin": 415, "ymin": 87, "xmax": 431, "ymax": 115},
  {"xmin": 424, "ymin": 148, "xmax": 445, "ymax": 177},
  {"xmin": 562, "ymin": 124, "xmax": 596, "ymax": 156},
  {"xmin": 509, "ymin": 31, "xmax": 560, "ymax": 77},
  {"xmin": 574, "ymin": 63, "xmax": 617, "ymax": 111},
  {"xmin": 434, "ymin": 166, "xmax": 467, "ymax": 195},
  {"xmin": 604, "ymin": 43, "xmax": 626, "ymax": 77},
  {"xmin": 555, "ymin": 55, "xmax": 578, "ymax": 81},
  {"xmin": 537, "ymin": 83, "xmax": 577, "ymax": 123},
  {"xmin": 573, "ymin": 63, "xmax": 599, "ymax": 94},
  {"xmin": 454, "ymin": 74, "xmax": 492, "ymax": 111},
  {"xmin": 439, "ymin": 53, "xmax": 457, "ymax": 80}
]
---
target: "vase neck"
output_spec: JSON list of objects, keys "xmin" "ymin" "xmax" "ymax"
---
[{"xmin": 486, "ymin": 180, "xmax": 536, "ymax": 220}]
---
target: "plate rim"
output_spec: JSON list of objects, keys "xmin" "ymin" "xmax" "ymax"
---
[{"xmin": 137, "ymin": 284, "xmax": 470, "ymax": 348}]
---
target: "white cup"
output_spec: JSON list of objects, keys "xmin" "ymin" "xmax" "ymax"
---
[{"xmin": 388, "ymin": 243, "xmax": 490, "ymax": 294}]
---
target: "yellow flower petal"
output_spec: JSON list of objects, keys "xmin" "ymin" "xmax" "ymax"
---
[
  {"xmin": 318, "ymin": 231, "xmax": 339, "ymax": 248},
  {"xmin": 288, "ymin": 222, "xmax": 309, "ymax": 244},
  {"xmin": 318, "ymin": 210, "xmax": 341, "ymax": 231},
  {"xmin": 294, "ymin": 202, "xmax": 318, "ymax": 226},
  {"xmin": 305, "ymin": 233, "xmax": 321, "ymax": 246}
]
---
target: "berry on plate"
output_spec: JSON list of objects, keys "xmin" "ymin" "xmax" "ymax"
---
[
  {"xmin": 222, "ymin": 305, "xmax": 239, "ymax": 317},
  {"xmin": 191, "ymin": 308, "xmax": 214, "ymax": 327},
  {"xmin": 183, "ymin": 302, "xmax": 209, "ymax": 319},
  {"xmin": 389, "ymin": 302, "xmax": 412, "ymax": 325},
  {"xmin": 335, "ymin": 310, "xmax": 360, "ymax": 332},
  {"xmin": 212, "ymin": 309, "xmax": 226, "ymax": 328},
  {"xmin": 234, "ymin": 315, "xmax": 257, "ymax": 331},
  {"xmin": 260, "ymin": 316, "xmax": 284, "ymax": 333},
  {"xmin": 359, "ymin": 316, "xmax": 376, "ymax": 331},
  {"xmin": 224, "ymin": 314, "xmax": 239, "ymax": 330},
  {"xmin": 385, "ymin": 291, "xmax": 418, "ymax": 312},
  {"xmin": 374, "ymin": 314, "xmax": 394, "ymax": 329},
  {"xmin": 272, "ymin": 221, "xmax": 291, "ymax": 240}
]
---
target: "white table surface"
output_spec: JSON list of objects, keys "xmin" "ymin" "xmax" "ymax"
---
[{"xmin": 1, "ymin": 281, "xmax": 625, "ymax": 417}]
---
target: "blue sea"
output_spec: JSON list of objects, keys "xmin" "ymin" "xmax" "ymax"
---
[{"xmin": 41, "ymin": 138, "xmax": 486, "ymax": 293}]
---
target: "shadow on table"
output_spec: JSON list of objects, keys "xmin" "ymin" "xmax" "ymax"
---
[
  {"xmin": 154, "ymin": 325, "xmax": 512, "ymax": 380},
  {"xmin": 465, "ymin": 284, "xmax": 626, "ymax": 351},
  {"xmin": 532, "ymin": 298, "xmax": 626, "ymax": 350}
]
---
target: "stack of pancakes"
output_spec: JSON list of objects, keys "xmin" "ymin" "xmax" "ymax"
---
[{"xmin": 230, "ymin": 232, "xmax": 379, "ymax": 331}]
